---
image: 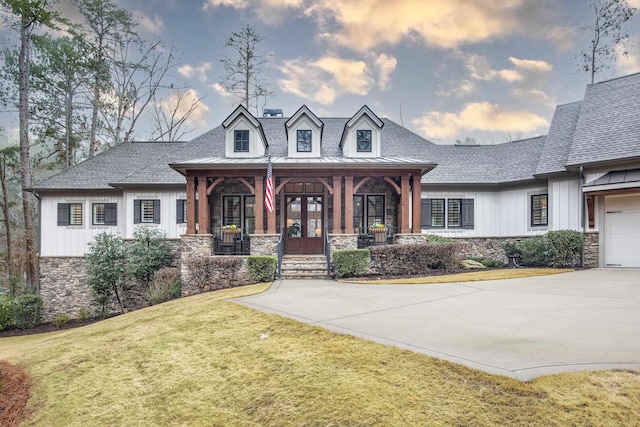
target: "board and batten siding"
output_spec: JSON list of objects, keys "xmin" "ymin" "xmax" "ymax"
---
[
  {"xmin": 420, "ymin": 184, "xmax": 551, "ymax": 238},
  {"xmin": 123, "ymin": 190, "xmax": 187, "ymax": 239},
  {"xmin": 548, "ymin": 177, "xmax": 582, "ymax": 231},
  {"xmin": 40, "ymin": 191, "xmax": 124, "ymax": 257}
]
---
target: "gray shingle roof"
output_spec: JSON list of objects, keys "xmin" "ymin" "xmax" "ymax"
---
[
  {"xmin": 31, "ymin": 142, "xmax": 186, "ymax": 190},
  {"xmin": 421, "ymin": 136, "xmax": 546, "ymax": 185},
  {"xmin": 567, "ymin": 72, "xmax": 640, "ymax": 167},
  {"xmin": 535, "ymin": 101, "xmax": 582, "ymax": 176}
]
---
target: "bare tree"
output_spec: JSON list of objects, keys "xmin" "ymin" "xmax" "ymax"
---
[
  {"xmin": 580, "ymin": 0, "xmax": 636, "ymax": 83},
  {"xmin": 150, "ymin": 87, "xmax": 205, "ymax": 141},
  {"xmin": 219, "ymin": 24, "xmax": 273, "ymax": 114}
]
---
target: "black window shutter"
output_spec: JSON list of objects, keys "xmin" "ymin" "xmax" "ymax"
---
[
  {"xmin": 153, "ymin": 199, "xmax": 161, "ymax": 224},
  {"xmin": 421, "ymin": 199, "xmax": 432, "ymax": 229},
  {"xmin": 104, "ymin": 203, "xmax": 117, "ymax": 226},
  {"xmin": 195, "ymin": 199, "xmax": 199, "ymax": 225},
  {"xmin": 461, "ymin": 199, "xmax": 474, "ymax": 229},
  {"xmin": 134, "ymin": 200, "xmax": 141, "ymax": 224},
  {"xmin": 57, "ymin": 203, "xmax": 70, "ymax": 226},
  {"xmin": 176, "ymin": 200, "xmax": 185, "ymax": 224}
]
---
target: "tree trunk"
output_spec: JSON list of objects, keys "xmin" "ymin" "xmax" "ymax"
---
[
  {"xmin": 0, "ymin": 158, "xmax": 13, "ymax": 283},
  {"xmin": 18, "ymin": 15, "xmax": 36, "ymax": 291}
]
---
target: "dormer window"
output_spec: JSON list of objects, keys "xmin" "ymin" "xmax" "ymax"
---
[
  {"xmin": 234, "ymin": 130, "xmax": 249, "ymax": 152},
  {"xmin": 297, "ymin": 130, "xmax": 312, "ymax": 152},
  {"xmin": 357, "ymin": 130, "xmax": 372, "ymax": 152}
]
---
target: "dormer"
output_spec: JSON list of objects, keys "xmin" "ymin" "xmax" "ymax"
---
[
  {"xmin": 222, "ymin": 105, "xmax": 268, "ymax": 158},
  {"xmin": 340, "ymin": 105, "xmax": 384, "ymax": 158},
  {"xmin": 285, "ymin": 105, "xmax": 324, "ymax": 158}
]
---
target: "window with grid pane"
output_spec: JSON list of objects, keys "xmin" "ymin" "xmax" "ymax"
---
[
  {"xmin": 447, "ymin": 199, "xmax": 461, "ymax": 228},
  {"xmin": 356, "ymin": 129, "xmax": 372, "ymax": 152},
  {"xmin": 244, "ymin": 196, "xmax": 255, "ymax": 233},
  {"xmin": 431, "ymin": 199, "xmax": 445, "ymax": 227},
  {"xmin": 140, "ymin": 200, "xmax": 155, "ymax": 223},
  {"xmin": 70, "ymin": 203, "xmax": 82, "ymax": 225},
  {"xmin": 93, "ymin": 204, "xmax": 105, "ymax": 225},
  {"xmin": 234, "ymin": 130, "xmax": 249, "ymax": 152},
  {"xmin": 366, "ymin": 195, "xmax": 385, "ymax": 226},
  {"xmin": 223, "ymin": 196, "xmax": 241, "ymax": 227},
  {"xmin": 353, "ymin": 195, "xmax": 364, "ymax": 230},
  {"xmin": 297, "ymin": 130, "xmax": 312, "ymax": 152},
  {"xmin": 531, "ymin": 194, "xmax": 548, "ymax": 226}
]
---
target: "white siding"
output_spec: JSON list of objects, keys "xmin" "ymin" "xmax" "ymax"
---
[
  {"xmin": 548, "ymin": 177, "xmax": 582, "ymax": 231},
  {"xmin": 40, "ymin": 191, "xmax": 123, "ymax": 256},
  {"xmin": 123, "ymin": 190, "xmax": 187, "ymax": 239},
  {"xmin": 421, "ymin": 184, "xmax": 550, "ymax": 238}
]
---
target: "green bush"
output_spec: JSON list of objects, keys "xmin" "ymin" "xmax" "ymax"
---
[
  {"xmin": 545, "ymin": 230, "xmax": 584, "ymax": 267},
  {"xmin": 425, "ymin": 234, "xmax": 454, "ymax": 243},
  {"xmin": 0, "ymin": 294, "xmax": 15, "ymax": 330},
  {"xmin": 53, "ymin": 313, "xmax": 70, "ymax": 328},
  {"xmin": 148, "ymin": 267, "xmax": 181, "ymax": 305},
  {"xmin": 13, "ymin": 294, "xmax": 42, "ymax": 329},
  {"xmin": 370, "ymin": 243, "xmax": 464, "ymax": 276},
  {"xmin": 127, "ymin": 227, "xmax": 175, "ymax": 291},
  {"xmin": 77, "ymin": 307, "xmax": 91, "ymax": 322},
  {"xmin": 247, "ymin": 256, "xmax": 277, "ymax": 283},
  {"xmin": 186, "ymin": 256, "xmax": 245, "ymax": 293},
  {"xmin": 333, "ymin": 249, "xmax": 370, "ymax": 278}
]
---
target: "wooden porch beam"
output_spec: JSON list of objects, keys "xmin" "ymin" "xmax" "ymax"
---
[
  {"xmin": 400, "ymin": 175, "xmax": 410, "ymax": 233},
  {"xmin": 236, "ymin": 177, "xmax": 255, "ymax": 195},
  {"xmin": 345, "ymin": 176, "xmax": 354, "ymax": 234},
  {"xmin": 383, "ymin": 176, "xmax": 401, "ymax": 194},
  {"xmin": 197, "ymin": 176, "xmax": 210, "ymax": 234},
  {"xmin": 186, "ymin": 176, "xmax": 196, "ymax": 234},
  {"xmin": 333, "ymin": 176, "xmax": 342, "ymax": 233},
  {"xmin": 275, "ymin": 177, "xmax": 293, "ymax": 194},
  {"xmin": 353, "ymin": 177, "xmax": 372, "ymax": 193},
  {"xmin": 316, "ymin": 177, "xmax": 333, "ymax": 195},
  {"xmin": 254, "ymin": 175, "xmax": 264, "ymax": 234},
  {"xmin": 206, "ymin": 177, "xmax": 225, "ymax": 196},
  {"xmin": 412, "ymin": 176, "xmax": 422, "ymax": 234}
]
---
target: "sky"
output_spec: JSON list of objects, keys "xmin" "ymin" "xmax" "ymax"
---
[{"xmin": 3, "ymin": 0, "xmax": 640, "ymax": 145}]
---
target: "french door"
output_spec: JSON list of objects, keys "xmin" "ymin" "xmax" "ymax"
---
[{"xmin": 284, "ymin": 195, "xmax": 323, "ymax": 254}]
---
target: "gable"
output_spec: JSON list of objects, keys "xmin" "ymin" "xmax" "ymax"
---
[
  {"xmin": 340, "ymin": 105, "xmax": 384, "ymax": 158},
  {"xmin": 285, "ymin": 106, "xmax": 324, "ymax": 158},
  {"xmin": 222, "ymin": 105, "xmax": 268, "ymax": 158}
]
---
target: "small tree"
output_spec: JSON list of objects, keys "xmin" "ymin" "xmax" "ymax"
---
[
  {"xmin": 127, "ymin": 227, "xmax": 173, "ymax": 292},
  {"xmin": 579, "ymin": 0, "xmax": 636, "ymax": 83},
  {"xmin": 86, "ymin": 232, "xmax": 127, "ymax": 317}
]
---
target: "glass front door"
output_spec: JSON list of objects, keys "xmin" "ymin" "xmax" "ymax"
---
[{"xmin": 285, "ymin": 195, "xmax": 323, "ymax": 254}]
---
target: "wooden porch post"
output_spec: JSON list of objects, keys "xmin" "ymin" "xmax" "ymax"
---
[
  {"xmin": 400, "ymin": 175, "xmax": 410, "ymax": 233},
  {"xmin": 186, "ymin": 175, "xmax": 196, "ymax": 234},
  {"xmin": 254, "ymin": 175, "xmax": 264, "ymax": 234},
  {"xmin": 333, "ymin": 176, "xmax": 342, "ymax": 233},
  {"xmin": 197, "ymin": 176, "xmax": 210, "ymax": 234},
  {"xmin": 344, "ymin": 176, "xmax": 354, "ymax": 234},
  {"xmin": 412, "ymin": 175, "xmax": 422, "ymax": 233}
]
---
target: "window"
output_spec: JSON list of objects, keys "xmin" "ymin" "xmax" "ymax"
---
[
  {"xmin": 92, "ymin": 203, "xmax": 117, "ymax": 226},
  {"xmin": 531, "ymin": 194, "xmax": 548, "ymax": 226},
  {"xmin": 353, "ymin": 195, "xmax": 385, "ymax": 230},
  {"xmin": 57, "ymin": 203, "xmax": 83, "ymax": 226},
  {"xmin": 134, "ymin": 200, "xmax": 160, "ymax": 224},
  {"xmin": 176, "ymin": 199, "xmax": 187, "ymax": 224},
  {"xmin": 356, "ymin": 129, "xmax": 372, "ymax": 152},
  {"xmin": 421, "ymin": 198, "xmax": 474, "ymax": 229},
  {"xmin": 222, "ymin": 195, "xmax": 255, "ymax": 233},
  {"xmin": 297, "ymin": 129, "xmax": 312, "ymax": 152},
  {"xmin": 234, "ymin": 129, "xmax": 249, "ymax": 152}
]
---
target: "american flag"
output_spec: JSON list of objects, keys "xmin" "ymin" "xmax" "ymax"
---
[{"xmin": 265, "ymin": 156, "xmax": 274, "ymax": 213}]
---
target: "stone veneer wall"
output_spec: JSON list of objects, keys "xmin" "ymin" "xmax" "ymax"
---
[
  {"xmin": 38, "ymin": 239, "xmax": 182, "ymax": 322},
  {"xmin": 583, "ymin": 231, "xmax": 599, "ymax": 268},
  {"xmin": 250, "ymin": 234, "xmax": 280, "ymax": 256},
  {"xmin": 329, "ymin": 234, "xmax": 358, "ymax": 254},
  {"xmin": 394, "ymin": 234, "xmax": 426, "ymax": 245}
]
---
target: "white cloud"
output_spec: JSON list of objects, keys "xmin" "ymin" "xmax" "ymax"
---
[
  {"xmin": 464, "ymin": 54, "xmax": 524, "ymax": 82},
  {"xmin": 132, "ymin": 11, "xmax": 165, "ymax": 34},
  {"xmin": 511, "ymin": 88, "xmax": 554, "ymax": 107},
  {"xmin": 278, "ymin": 55, "xmax": 373, "ymax": 104},
  {"xmin": 211, "ymin": 82, "xmax": 234, "ymax": 98},
  {"xmin": 436, "ymin": 79, "xmax": 476, "ymax": 98},
  {"xmin": 412, "ymin": 102, "xmax": 548, "ymax": 139},
  {"xmin": 202, "ymin": 0, "xmax": 303, "ymax": 25},
  {"xmin": 374, "ymin": 53, "xmax": 397, "ymax": 90},
  {"xmin": 509, "ymin": 57, "xmax": 552, "ymax": 73},
  {"xmin": 160, "ymin": 89, "xmax": 210, "ymax": 129},
  {"xmin": 178, "ymin": 63, "xmax": 212, "ymax": 82},
  {"xmin": 615, "ymin": 44, "xmax": 640, "ymax": 76}
]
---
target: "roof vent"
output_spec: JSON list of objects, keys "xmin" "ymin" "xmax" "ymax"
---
[{"xmin": 263, "ymin": 108, "xmax": 283, "ymax": 117}]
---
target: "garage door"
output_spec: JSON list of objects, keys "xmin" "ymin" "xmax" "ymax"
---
[{"xmin": 604, "ymin": 194, "xmax": 640, "ymax": 267}]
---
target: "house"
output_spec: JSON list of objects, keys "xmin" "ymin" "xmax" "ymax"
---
[{"xmin": 30, "ymin": 72, "xmax": 640, "ymax": 319}]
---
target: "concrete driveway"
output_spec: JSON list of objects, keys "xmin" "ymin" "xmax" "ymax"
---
[{"xmin": 235, "ymin": 269, "xmax": 640, "ymax": 380}]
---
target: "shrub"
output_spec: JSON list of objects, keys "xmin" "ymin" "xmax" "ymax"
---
[
  {"xmin": 149, "ymin": 267, "xmax": 181, "ymax": 305},
  {"xmin": 77, "ymin": 307, "xmax": 91, "ymax": 322},
  {"xmin": 87, "ymin": 232, "xmax": 127, "ymax": 316},
  {"xmin": 127, "ymin": 227, "xmax": 174, "ymax": 291},
  {"xmin": 0, "ymin": 295, "xmax": 15, "ymax": 331},
  {"xmin": 545, "ymin": 230, "xmax": 584, "ymax": 268},
  {"xmin": 247, "ymin": 256, "xmax": 277, "ymax": 283},
  {"xmin": 53, "ymin": 313, "xmax": 70, "ymax": 328},
  {"xmin": 370, "ymin": 243, "xmax": 464, "ymax": 276},
  {"xmin": 186, "ymin": 257, "xmax": 245, "ymax": 293},
  {"xmin": 13, "ymin": 294, "xmax": 42, "ymax": 329},
  {"xmin": 333, "ymin": 249, "xmax": 370, "ymax": 278},
  {"xmin": 425, "ymin": 234, "xmax": 454, "ymax": 243}
]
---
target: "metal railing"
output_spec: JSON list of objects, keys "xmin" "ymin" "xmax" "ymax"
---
[
  {"xmin": 211, "ymin": 227, "xmax": 251, "ymax": 255},
  {"xmin": 276, "ymin": 228, "xmax": 285, "ymax": 279},
  {"xmin": 356, "ymin": 226, "xmax": 398, "ymax": 248},
  {"xmin": 324, "ymin": 227, "xmax": 331, "ymax": 278}
]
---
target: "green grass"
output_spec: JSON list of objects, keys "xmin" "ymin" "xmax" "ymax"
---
[
  {"xmin": 347, "ymin": 268, "xmax": 574, "ymax": 284},
  {"xmin": 2, "ymin": 282, "xmax": 640, "ymax": 426}
]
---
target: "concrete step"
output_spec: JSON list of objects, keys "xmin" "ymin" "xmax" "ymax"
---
[{"xmin": 280, "ymin": 255, "xmax": 328, "ymax": 279}]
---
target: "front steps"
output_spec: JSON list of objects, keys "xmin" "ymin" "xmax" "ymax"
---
[{"xmin": 280, "ymin": 255, "xmax": 329, "ymax": 279}]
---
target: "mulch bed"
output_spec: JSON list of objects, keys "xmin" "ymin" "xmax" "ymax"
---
[
  {"xmin": 0, "ymin": 318, "xmax": 105, "ymax": 339},
  {"xmin": 0, "ymin": 361, "xmax": 31, "ymax": 427}
]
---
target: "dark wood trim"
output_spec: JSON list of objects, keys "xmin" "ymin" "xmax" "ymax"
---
[
  {"xmin": 586, "ymin": 194, "xmax": 595, "ymax": 229},
  {"xmin": 584, "ymin": 187, "xmax": 640, "ymax": 197},
  {"xmin": 197, "ymin": 177, "xmax": 209, "ymax": 234},
  {"xmin": 187, "ymin": 168, "xmax": 424, "ymax": 178},
  {"xmin": 344, "ymin": 176, "xmax": 354, "ymax": 234},
  {"xmin": 353, "ymin": 177, "xmax": 372, "ymax": 193},
  {"xmin": 400, "ymin": 175, "xmax": 410, "ymax": 233},
  {"xmin": 383, "ymin": 176, "xmax": 401, "ymax": 194},
  {"xmin": 236, "ymin": 177, "xmax": 255, "ymax": 195},
  {"xmin": 206, "ymin": 177, "xmax": 225, "ymax": 195},
  {"xmin": 412, "ymin": 176, "xmax": 422, "ymax": 233},
  {"xmin": 333, "ymin": 176, "xmax": 342, "ymax": 233},
  {"xmin": 186, "ymin": 176, "xmax": 196, "ymax": 234},
  {"xmin": 316, "ymin": 177, "xmax": 333, "ymax": 195}
]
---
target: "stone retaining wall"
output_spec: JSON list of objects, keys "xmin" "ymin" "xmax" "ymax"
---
[
  {"xmin": 250, "ymin": 234, "xmax": 280, "ymax": 256},
  {"xmin": 583, "ymin": 232, "xmax": 599, "ymax": 268}
]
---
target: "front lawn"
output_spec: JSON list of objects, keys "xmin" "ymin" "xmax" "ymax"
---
[{"xmin": 1, "ymin": 282, "xmax": 639, "ymax": 426}]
